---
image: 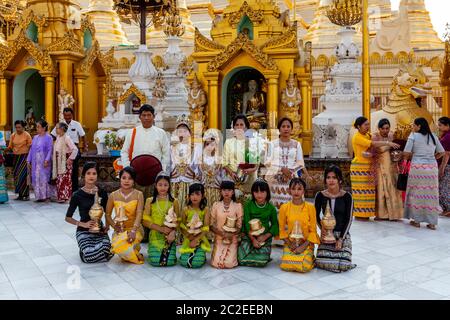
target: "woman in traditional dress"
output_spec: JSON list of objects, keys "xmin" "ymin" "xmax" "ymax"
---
[
  {"xmin": 223, "ymin": 114, "xmax": 261, "ymax": 202},
  {"xmin": 265, "ymin": 117, "xmax": 311, "ymax": 208},
  {"xmin": 53, "ymin": 122, "xmax": 78, "ymax": 203},
  {"xmin": 238, "ymin": 179, "xmax": 279, "ymax": 267},
  {"xmin": 0, "ymin": 131, "xmax": 8, "ymax": 204},
  {"xmin": 438, "ymin": 117, "xmax": 450, "ymax": 217},
  {"xmin": 350, "ymin": 117, "xmax": 400, "ymax": 220},
  {"xmin": 179, "ymin": 183, "xmax": 210, "ymax": 268},
  {"xmin": 372, "ymin": 119, "xmax": 404, "ymax": 221},
  {"xmin": 27, "ymin": 120, "xmax": 54, "ymax": 202},
  {"xmin": 198, "ymin": 129, "xmax": 224, "ymax": 209},
  {"xmin": 404, "ymin": 118, "xmax": 445, "ymax": 230},
  {"xmin": 170, "ymin": 120, "xmax": 199, "ymax": 214},
  {"xmin": 105, "ymin": 167, "xmax": 145, "ymax": 264},
  {"xmin": 6, "ymin": 120, "xmax": 32, "ymax": 201},
  {"xmin": 142, "ymin": 171, "xmax": 180, "ymax": 267},
  {"xmin": 279, "ymin": 178, "xmax": 320, "ymax": 273},
  {"xmin": 210, "ymin": 180, "xmax": 243, "ymax": 269},
  {"xmin": 65, "ymin": 162, "xmax": 113, "ymax": 263},
  {"xmin": 315, "ymin": 165, "xmax": 356, "ymax": 273}
]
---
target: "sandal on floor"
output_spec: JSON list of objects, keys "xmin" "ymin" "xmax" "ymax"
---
[
  {"xmin": 410, "ymin": 221, "xmax": 420, "ymax": 228},
  {"xmin": 427, "ymin": 224, "xmax": 436, "ymax": 230}
]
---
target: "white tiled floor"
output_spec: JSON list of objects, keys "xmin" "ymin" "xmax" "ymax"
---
[{"xmin": 1, "ymin": 192, "xmax": 450, "ymax": 300}]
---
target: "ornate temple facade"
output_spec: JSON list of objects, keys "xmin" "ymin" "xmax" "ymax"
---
[{"xmin": 0, "ymin": 0, "xmax": 114, "ymax": 145}]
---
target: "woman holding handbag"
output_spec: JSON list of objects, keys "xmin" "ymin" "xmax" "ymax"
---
[{"xmin": 403, "ymin": 118, "xmax": 445, "ymax": 230}]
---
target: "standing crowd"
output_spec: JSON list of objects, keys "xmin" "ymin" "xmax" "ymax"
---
[{"xmin": 0, "ymin": 103, "xmax": 448, "ymax": 275}]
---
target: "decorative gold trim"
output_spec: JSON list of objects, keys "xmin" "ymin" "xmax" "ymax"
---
[
  {"xmin": 17, "ymin": 9, "xmax": 46, "ymax": 33},
  {"xmin": 194, "ymin": 28, "xmax": 224, "ymax": 52},
  {"xmin": 118, "ymin": 84, "xmax": 147, "ymax": 105},
  {"xmin": 225, "ymin": 1, "xmax": 264, "ymax": 28},
  {"xmin": 79, "ymin": 40, "xmax": 100, "ymax": 73},
  {"xmin": 260, "ymin": 23, "xmax": 298, "ymax": 50},
  {"xmin": 47, "ymin": 32, "xmax": 84, "ymax": 55},
  {"xmin": 80, "ymin": 16, "xmax": 96, "ymax": 39},
  {"xmin": 207, "ymin": 32, "xmax": 278, "ymax": 72},
  {"xmin": 0, "ymin": 30, "xmax": 53, "ymax": 72}
]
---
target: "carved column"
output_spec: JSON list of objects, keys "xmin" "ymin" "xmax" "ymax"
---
[
  {"xmin": 264, "ymin": 71, "xmax": 280, "ymax": 132},
  {"xmin": 299, "ymin": 74, "xmax": 313, "ymax": 155},
  {"xmin": 204, "ymin": 71, "xmax": 220, "ymax": 129},
  {"xmin": 0, "ymin": 75, "xmax": 10, "ymax": 130},
  {"xmin": 74, "ymin": 73, "xmax": 89, "ymax": 123},
  {"xmin": 40, "ymin": 73, "xmax": 56, "ymax": 128}
]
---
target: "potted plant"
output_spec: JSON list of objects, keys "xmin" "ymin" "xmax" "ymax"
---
[{"xmin": 104, "ymin": 132, "xmax": 124, "ymax": 157}]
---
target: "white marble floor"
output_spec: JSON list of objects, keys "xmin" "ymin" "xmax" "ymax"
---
[{"xmin": 1, "ymin": 192, "xmax": 450, "ymax": 300}]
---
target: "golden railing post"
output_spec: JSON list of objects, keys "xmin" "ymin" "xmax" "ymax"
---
[
  {"xmin": 442, "ymin": 81, "xmax": 450, "ymax": 117},
  {"xmin": 74, "ymin": 74, "xmax": 88, "ymax": 123},
  {"xmin": 362, "ymin": 0, "xmax": 371, "ymax": 120},
  {"xmin": 264, "ymin": 71, "xmax": 280, "ymax": 131},
  {"xmin": 41, "ymin": 74, "xmax": 56, "ymax": 128}
]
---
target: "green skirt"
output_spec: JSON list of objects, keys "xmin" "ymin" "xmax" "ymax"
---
[
  {"xmin": 179, "ymin": 247, "xmax": 207, "ymax": 269},
  {"xmin": 148, "ymin": 242, "xmax": 177, "ymax": 267},
  {"xmin": 238, "ymin": 235, "xmax": 272, "ymax": 267}
]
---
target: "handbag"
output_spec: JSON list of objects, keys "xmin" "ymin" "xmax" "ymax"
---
[{"xmin": 396, "ymin": 161, "xmax": 409, "ymax": 191}]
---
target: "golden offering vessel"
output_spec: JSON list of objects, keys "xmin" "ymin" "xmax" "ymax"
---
[
  {"xmin": 88, "ymin": 193, "xmax": 104, "ymax": 233},
  {"xmin": 187, "ymin": 213, "xmax": 203, "ymax": 235},
  {"xmin": 164, "ymin": 207, "xmax": 178, "ymax": 228},
  {"xmin": 321, "ymin": 201, "xmax": 337, "ymax": 244},
  {"xmin": 289, "ymin": 220, "xmax": 304, "ymax": 246}
]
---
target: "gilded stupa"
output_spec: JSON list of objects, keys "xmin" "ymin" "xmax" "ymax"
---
[{"xmin": 82, "ymin": 0, "xmax": 132, "ymax": 48}]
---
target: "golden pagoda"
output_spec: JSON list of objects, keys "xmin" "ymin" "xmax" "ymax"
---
[
  {"xmin": 83, "ymin": 0, "xmax": 132, "ymax": 48},
  {"xmin": 0, "ymin": 0, "xmax": 114, "ymax": 147},
  {"xmin": 191, "ymin": 0, "xmax": 313, "ymax": 152}
]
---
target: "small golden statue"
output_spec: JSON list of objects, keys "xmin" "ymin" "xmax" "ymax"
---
[
  {"xmin": 88, "ymin": 193, "xmax": 104, "ymax": 233},
  {"xmin": 321, "ymin": 201, "xmax": 337, "ymax": 244},
  {"xmin": 58, "ymin": 87, "xmax": 75, "ymax": 122},
  {"xmin": 187, "ymin": 73, "xmax": 207, "ymax": 129},
  {"xmin": 242, "ymin": 80, "xmax": 266, "ymax": 130},
  {"xmin": 281, "ymin": 71, "xmax": 302, "ymax": 138}
]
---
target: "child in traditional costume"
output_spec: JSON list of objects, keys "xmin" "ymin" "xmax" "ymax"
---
[
  {"xmin": 142, "ymin": 171, "xmax": 180, "ymax": 267},
  {"xmin": 106, "ymin": 167, "xmax": 145, "ymax": 264},
  {"xmin": 179, "ymin": 183, "xmax": 210, "ymax": 268},
  {"xmin": 279, "ymin": 178, "xmax": 320, "ymax": 273},
  {"xmin": 210, "ymin": 180, "xmax": 243, "ymax": 269},
  {"xmin": 238, "ymin": 178, "xmax": 279, "ymax": 267}
]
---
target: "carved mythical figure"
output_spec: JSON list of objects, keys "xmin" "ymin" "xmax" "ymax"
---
[
  {"xmin": 371, "ymin": 64, "xmax": 435, "ymax": 142},
  {"xmin": 152, "ymin": 73, "xmax": 167, "ymax": 100},
  {"xmin": 281, "ymin": 71, "xmax": 302, "ymax": 138},
  {"xmin": 57, "ymin": 88, "xmax": 75, "ymax": 122},
  {"xmin": 187, "ymin": 73, "xmax": 207, "ymax": 129},
  {"xmin": 242, "ymin": 80, "xmax": 266, "ymax": 130}
]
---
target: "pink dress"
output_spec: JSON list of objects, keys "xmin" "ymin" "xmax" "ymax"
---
[{"xmin": 210, "ymin": 201, "xmax": 243, "ymax": 269}]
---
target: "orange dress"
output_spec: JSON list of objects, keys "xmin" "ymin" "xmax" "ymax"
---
[{"xmin": 210, "ymin": 201, "xmax": 243, "ymax": 269}]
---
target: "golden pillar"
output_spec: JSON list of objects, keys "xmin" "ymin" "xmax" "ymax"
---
[
  {"xmin": 299, "ymin": 75, "xmax": 313, "ymax": 155},
  {"xmin": 442, "ymin": 81, "xmax": 450, "ymax": 117},
  {"xmin": 362, "ymin": 0, "xmax": 371, "ymax": 120},
  {"xmin": 97, "ymin": 79, "xmax": 107, "ymax": 120},
  {"xmin": 57, "ymin": 58, "xmax": 76, "ymax": 96},
  {"xmin": 74, "ymin": 73, "xmax": 88, "ymax": 123},
  {"xmin": 204, "ymin": 72, "xmax": 220, "ymax": 129},
  {"xmin": 264, "ymin": 72, "xmax": 280, "ymax": 131},
  {"xmin": 41, "ymin": 73, "xmax": 56, "ymax": 128},
  {"xmin": 0, "ymin": 75, "xmax": 10, "ymax": 130}
]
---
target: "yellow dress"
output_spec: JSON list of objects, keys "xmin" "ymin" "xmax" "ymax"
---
[
  {"xmin": 106, "ymin": 190, "xmax": 145, "ymax": 264},
  {"xmin": 351, "ymin": 132, "xmax": 376, "ymax": 218},
  {"xmin": 278, "ymin": 202, "xmax": 320, "ymax": 273}
]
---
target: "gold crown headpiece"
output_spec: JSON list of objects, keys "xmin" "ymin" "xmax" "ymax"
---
[{"xmin": 176, "ymin": 114, "xmax": 191, "ymax": 129}]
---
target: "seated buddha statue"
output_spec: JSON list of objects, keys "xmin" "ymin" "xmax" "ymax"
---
[{"xmin": 242, "ymin": 80, "xmax": 266, "ymax": 130}]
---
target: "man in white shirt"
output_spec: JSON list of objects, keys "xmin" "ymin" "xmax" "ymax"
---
[
  {"xmin": 51, "ymin": 108, "xmax": 87, "ymax": 192},
  {"xmin": 121, "ymin": 104, "xmax": 170, "ymax": 193}
]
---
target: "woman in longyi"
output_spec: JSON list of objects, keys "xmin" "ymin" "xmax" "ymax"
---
[
  {"xmin": 142, "ymin": 172, "xmax": 180, "ymax": 267},
  {"xmin": 105, "ymin": 167, "xmax": 145, "ymax": 264}
]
